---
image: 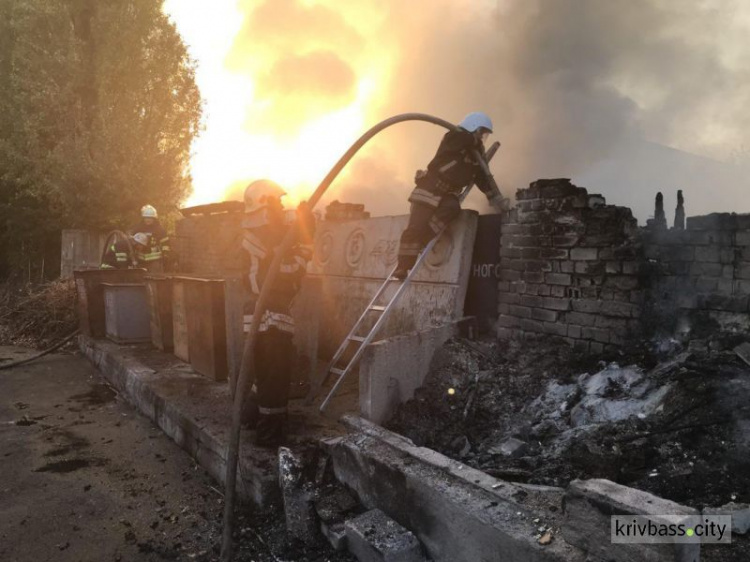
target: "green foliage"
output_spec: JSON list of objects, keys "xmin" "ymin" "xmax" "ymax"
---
[{"xmin": 0, "ymin": 0, "xmax": 202, "ymax": 278}]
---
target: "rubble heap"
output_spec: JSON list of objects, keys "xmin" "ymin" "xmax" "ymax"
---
[{"xmin": 388, "ymin": 336, "xmax": 750, "ymax": 511}]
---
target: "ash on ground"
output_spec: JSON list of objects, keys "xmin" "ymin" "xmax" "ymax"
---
[{"xmin": 387, "ymin": 336, "xmax": 750, "ymax": 511}]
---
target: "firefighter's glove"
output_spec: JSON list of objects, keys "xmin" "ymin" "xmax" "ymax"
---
[
  {"xmin": 488, "ymin": 192, "xmax": 511, "ymax": 213},
  {"xmin": 295, "ymin": 201, "xmax": 316, "ymax": 243}
]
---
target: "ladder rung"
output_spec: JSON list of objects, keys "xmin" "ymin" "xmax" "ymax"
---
[
  {"xmin": 348, "ymin": 335, "xmax": 366, "ymax": 342},
  {"xmin": 369, "ymin": 305, "xmax": 386, "ymax": 312},
  {"xmin": 329, "ymin": 367, "xmax": 346, "ymax": 376}
]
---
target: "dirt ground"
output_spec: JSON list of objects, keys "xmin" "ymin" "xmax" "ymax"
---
[
  {"xmin": 388, "ymin": 335, "xmax": 750, "ymax": 561},
  {"xmin": 0, "ymin": 346, "xmax": 353, "ymax": 562}
]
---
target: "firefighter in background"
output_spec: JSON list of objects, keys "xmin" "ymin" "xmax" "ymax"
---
[
  {"xmin": 394, "ymin": 111, "xmax": 509, "ymax": 279},
  {"xmin": 240, "ymin": 179, "xmax": 315, "ymax": 448},
  {"xmin": 100, "ymin": 233, "xmax": 150, "ymax": 270},
  {"xmin": 129, "ymin": 204, "xmax": 171, "ymax": 272}
]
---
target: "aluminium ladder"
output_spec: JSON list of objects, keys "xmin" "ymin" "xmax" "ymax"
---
[{"xmin": 312, "ymin": 141, "xmax": 500, "ymax": 413}]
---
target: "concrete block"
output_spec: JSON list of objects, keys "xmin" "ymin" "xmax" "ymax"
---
[
  {"xmin": 335, "ymin": 416, "xmax": 585, "ymax": 562},
  {"xmin": 686, "ymin": 213, "xmax": 736, "ymax": 230},
  {"xmin": 522, "ymin": 271, "xmax": 545, "ymax": 283},
  {"xmin": 321, "ymin": 521, "xmax": 348, "ymax": 551},
  {"xmin": 564, "ymin": 312, "xmax": 597, "ymax": 327},
  {"xmin": 690, "ymin": 261, "xmax": 723, "ymax": 277},
  {"xmin": 570, "ymin": 248, "xmax": 598, "ymax": 261},
  {"xmin": 546, "ymin": 273, "xmax": 572, "ymax": 286},
  {"xmin": 571, "ymin": 299, "xmax": 601, "ymax": 314},
  {"xmin": 345, "ymin": 509, "xmax": 426, "ymax": 562},
  {"xmin": 736, "ymin": 231, "xmax": 750, "ymax": 246},
  {"xmin": 694, "ymin": 245, "xmax": 721, "ymax": 263},
  {"xmin": 540, "ymin": 248, "xmax": 570, "ymax": 259},
  {"xmin": 567, "ymin": 325, "xmax": 582, "ymax": 339},
  {"xmin": 605, "ymin": 276, "xmax": 640, "ymax": 291},
  {"xmin": 359, "ymin": 320, "xmax": 462, "ymax": 424},
  {"xmin": 520, "ymin": 319, "xmax": 545, "ymax": 333},
  {"xmin": 532, "ymin": 308, "xmax": 559, "ymax": 322},
  {"xmin": 279, "ymin": 447, "xmax": 318, "ymax": 546},
  {"xmin": 600, "ymin": 300, "xmax": 636, "ymax": 318},
  {"xmin": 544, "ymin": 297, "xmax": 571, "ymax": 311},
  {"xmin": 563, "ymin": 479, "xmax": 699, "ymax": 562},
  {"xmin": 520, "ymin": 294, "xmax": 545, "ymax": 308},
  {"xmin": 544, "ymin": 321, "xmax": 568, "ymax": 336},
  {"xmin": 509, "ymin": 305, "xmax": 532, "ymax": 318},
  {"xmin": 704, "ymin": 502, "xmax": 750, "ymax": 535},
  {"xmin": 553, "ymin": 235, "xmax": 581, "ymax": 248}
]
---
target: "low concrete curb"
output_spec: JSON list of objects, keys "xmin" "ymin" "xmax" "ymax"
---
[
  {"xmin": 79, "ymin": 336, "xmax": 281, "ymax": 506},
  {"xmin": 562, "ymin": 479, "xmax": 700, "ymax": 562},
  {"xmin": 328, "ymin": 416, "xmax": 586, "ymax": 562}
]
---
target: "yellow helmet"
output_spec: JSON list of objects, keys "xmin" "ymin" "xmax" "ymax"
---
[
  {"xmin": 141, "ymin": 204, "xmax": 158, "ymax": 218},
  {"xmin": 243, "ymin": 179, "xmax": 286, "ymax": 214}
]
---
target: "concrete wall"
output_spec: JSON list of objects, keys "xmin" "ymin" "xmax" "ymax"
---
[
  {"xmin": 496, "ymin": 179, "xmax": 750, "ymax": 347},
  {"xmin": 358, "ymin": 319, "xmax": 465, "ymax": 424},
  {"xmin": 305, "ymin": 211, "xmax": 478, "ymax": 357}
]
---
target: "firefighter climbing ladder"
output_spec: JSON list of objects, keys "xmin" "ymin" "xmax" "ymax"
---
[{"xmin": 312, "ymin": 142, "xmax": 501, "ymax": 413}]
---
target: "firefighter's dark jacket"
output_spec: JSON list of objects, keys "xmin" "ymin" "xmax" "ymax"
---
[
  {"xmin": 129, "ymin": 219, "xmax": 170, "ymax": 263},
  {"xmin": 408, "ymin": 128, "xmax": 494, "ymax": 208},
  {"xmin": 101, "ymin": 240, "xmax": 135, "ymax": 270},
  {"xmin": 240, "ymin": 206, "xmax": 315, "ymax": 334}
]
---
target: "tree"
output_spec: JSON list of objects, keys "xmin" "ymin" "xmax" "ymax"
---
[{"xmin": 0, "ymin": 0, "xmax": 201, "ymax": 279}]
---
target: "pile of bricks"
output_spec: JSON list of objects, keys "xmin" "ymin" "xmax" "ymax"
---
[
  {"xmin": 325, "ymin": 201, "xmax": 370, "ymax": 222},
  {"xmin": 497, "ymin": 179, "xmax": 642, "ymax": 352}
]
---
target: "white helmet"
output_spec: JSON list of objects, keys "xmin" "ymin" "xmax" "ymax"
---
[
  {"xmin": 132, "ymin": 232, "xmax": 150, "ymax": 247},
  {"xmin": 244, "ymin": 179, "xmax": 286, "ymax": 214},
  {"xmin": 458, "ymin": 112, "xmax": 493, "ymax": 134},
  {"xmin": 141, "ymin": 204, "xmax": 158, "ymax": 219}
]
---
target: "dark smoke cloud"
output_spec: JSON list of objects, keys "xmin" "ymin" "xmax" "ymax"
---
[{"xmin": 231, "ymin": 0, "xmax": 750, "ymax": 220}]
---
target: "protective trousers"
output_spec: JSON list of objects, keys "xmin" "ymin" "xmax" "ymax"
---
[
  {"xmin": 246, "ymin": 327, "xmax": 292, "ymax": 447},
  {"xmin": 397, "ymin": 194, "xmax": 461, "ymax": 272}
]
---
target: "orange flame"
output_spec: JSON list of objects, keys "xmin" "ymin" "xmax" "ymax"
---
[{"xmin": 164, "ymin": 0, "xmax": 396, "ymax": 208}]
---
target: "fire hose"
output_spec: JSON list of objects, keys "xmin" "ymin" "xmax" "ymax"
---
[
  {"xmin": 220, "ymin": 113, "xmax": 501, "ymax": 560},
  {"xmin": 0, "ymin": 329, "xmax": 81, "ymax": 371}
]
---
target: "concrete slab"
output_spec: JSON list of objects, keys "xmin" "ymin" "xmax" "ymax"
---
[
  {"xmin": 562, "ymin": 479, "xmax": 700, "ymax": 562},
  {"xmin": 704, "ymin": 502, "xmax": 750, "ymax": 535},
  {"xmin": 79, "ymin": 336, "xmax": 346, "ymax": 507},
  {"xmin": 345, "ymin": 509, "xmax": 426, "ymax": 562},
  {"xmin": 330, "ymin": 416, "xmax": 585, "ymax": 562},
  {"xmin": 302, "ymin": 211, "xmax": 478, "ymax": 357},
  {"xmin": 358, "ymin": 319, "xmax": 466, "ymax": 424}
]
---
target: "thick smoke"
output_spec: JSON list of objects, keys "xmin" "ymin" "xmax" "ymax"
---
[{"xmin": 226, "ymin": 0, "xmax": 750, "ymax": 220}]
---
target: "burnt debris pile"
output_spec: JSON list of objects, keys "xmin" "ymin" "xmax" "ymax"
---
[{"xmin": 388, "ymin": 335, "xmax": 750, "ymax": 511}]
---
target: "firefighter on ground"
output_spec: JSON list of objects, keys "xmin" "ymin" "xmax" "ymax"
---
[
  {"xmin": 394, "ymin": 111, "xmax": 509, "ymax": 279},
  {"xmin": 239, "ymin": 179, "xmax": 315, "ymax": 448},
  {"xmin": 100, "ymin": 233, "xmax": 150, "ymax": 270},
  {"xmin": 129, "ymin": 204, "xmax": 171, "ymax": 272}
]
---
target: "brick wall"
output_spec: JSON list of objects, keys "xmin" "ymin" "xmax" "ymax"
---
[
  {"xmin": 496, "ymin": 179, "xmax": 642, "ymax": 353},
  {"xmin": 497, "ymin": 179, "xmax": 750, "ymax": 348},
  {"xmin": 643, "ymin": 213, "xmax": 750, "ymax": 336}
]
